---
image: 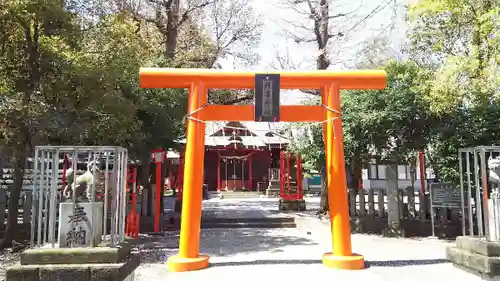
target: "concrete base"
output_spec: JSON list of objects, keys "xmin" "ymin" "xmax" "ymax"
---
[
  {"xmin": 167, "ymin": 255, "xmax": 210, "ymax": 272},
  {"xmin": 174, "ymin": 199, "xmax": 182, "ymax": 213},
  {"xmin": 446, "ymin": 236, "xmax": 500, "ymax": 279},
  {"xmin": 279, "ymin": 199, "xmax": 306, "ymax": 211},
  {"xmin": 7, "ymin": 243, "xmax": 139, "ymax": 281},
  {"xmin": 322, "ymin": 252, "xmax": 365, "ymax": 270}
]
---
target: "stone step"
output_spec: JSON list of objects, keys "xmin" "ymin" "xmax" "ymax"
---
[
  {"xmin": 217, "ymin": 192, "xmax": 262, "ymax": 199},
  {"xmin": 455, "ymin": 236, "xmax": 500, "ymax": 257},
  {"xmin": 446, "ymin": 246, "xmax": 500, "ymax": 278},
  {"xmin": 21, "ymin": 244, "xmax": 132, "ymax": 265},
  {"xmin": 201, "ymin": 216, "xmax": 296, "ymax": 224},
  {"xmin": 201, "ymin": 221, "xmax": 297, "ymax": 229},
  {"xmin": 163, "ymin": 216, "xmax": 297, "ymax": 231},
  {"xmin": 7, "ymin": 254, "xmax": 139, "ymax": 281}
]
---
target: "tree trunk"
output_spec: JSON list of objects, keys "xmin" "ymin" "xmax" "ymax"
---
[
  {"xmin": 1, "ymin": 150, "xmax": 28, "ymax": 248},
  {"xmin": 348, "ymin": 161, "xmax": 362, "ymax": 190},
  {"xmin": 165, "ymin": 0, "xmax": 180, "ymax": 59},
  {"xmin": 409, "ymin": 158, "xmax": 416, "ymax": 193},
  {"xmin": 1, "ymin": 19, "xmax": 38, "ymax": 248},
  {"xmin": 319, "ymin": 167, "xmax": 328, "ymax": 215}
]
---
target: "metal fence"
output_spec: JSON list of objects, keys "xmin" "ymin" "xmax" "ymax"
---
[
  {"xmin": 30, "ymin": 146, "xmax": 128, "ymax": 248},
  {"xmin": 459, "ymin": 146, "xmax": 500, "ymax": 240}
]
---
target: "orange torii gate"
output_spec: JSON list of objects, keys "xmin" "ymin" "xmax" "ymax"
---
[{"xmin": 139, "ymin": 68, "xmax": 387, "ymax": 272}]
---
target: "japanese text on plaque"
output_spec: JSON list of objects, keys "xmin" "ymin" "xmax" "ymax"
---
[{"xmin": 262, "ymin": 79, "xmax": 273, "ymax": 117}]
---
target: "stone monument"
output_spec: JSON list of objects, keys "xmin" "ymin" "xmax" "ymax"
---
[
  {"xmin": 58, "ymin": 201, "xmax": 104, "ymax": 247},
  {"xmin": 7, "ymin": 146, "xmax": 138, "ymax": 281}
]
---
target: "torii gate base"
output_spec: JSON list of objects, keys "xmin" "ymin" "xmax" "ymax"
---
[{"xmin": 139, "ymin": 68, "xmax": 387, "ymax": 272}]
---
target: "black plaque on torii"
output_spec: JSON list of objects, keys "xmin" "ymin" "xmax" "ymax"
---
[{"xmin": 254, "ymin": 74, "xmax": 280, "ymax": 122}]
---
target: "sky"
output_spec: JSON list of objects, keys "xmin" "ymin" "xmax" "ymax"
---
[{"xmin": 210, "ymin": 0, "xmax": 412, "ymax": 134}]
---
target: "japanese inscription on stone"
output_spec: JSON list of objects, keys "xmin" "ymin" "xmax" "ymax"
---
[
  {"xmin": 430, "ymin": 183, "xmax": 462, "ymax": 208},
  {"xmin": 254, "ymin": 74, "xmax": 280, "ymax": 122},
  {"xmin": 65, "ymin": 203, "xmax": 92, "ymax": 247}
]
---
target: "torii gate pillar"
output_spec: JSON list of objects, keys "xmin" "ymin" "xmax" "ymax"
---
[{"xmin": 139, "ymin": 68, "xmax": 387, "ymax": 272}]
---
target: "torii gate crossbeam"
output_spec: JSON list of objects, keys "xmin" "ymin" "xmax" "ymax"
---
[{"xmin": 139, "ymin": 68, "xmax": 387, "ymax": 272}]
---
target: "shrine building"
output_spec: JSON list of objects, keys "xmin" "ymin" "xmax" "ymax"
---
[{"xmin": 170, "ymin": 121, "xmax": 290, "ymax": 192}]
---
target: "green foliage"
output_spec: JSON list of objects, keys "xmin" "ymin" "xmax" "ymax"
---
[
  {"xmin": 290, "ymin": 60, "xmax": 434, "ymax": 174},
  {"xmin": 0, "ymin": 0, "xmax": 262, "ymax": 245},
  {"xmin": 291, "ymin": 0, "xmax": 499, "ymax": 187},
  {"xmin": 408, "ymin": 0, "xmax": 500, "ymax": 115}
]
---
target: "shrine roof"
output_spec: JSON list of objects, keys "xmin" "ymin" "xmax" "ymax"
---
[{"xmin": 176, "ymin": 121, "xmax": 290, "ymax": 147}]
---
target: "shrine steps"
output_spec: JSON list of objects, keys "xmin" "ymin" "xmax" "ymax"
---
[
  {"xmin": 153, "ymin": 216, "xmax": 297, "ymax": 231},
  {"xmin": 200, "ymin": 217, "xmax": 297, "ymax": 229},
  {"xmin": 215, "ymin": 191, "xmax": 263, "ymax": 199}
]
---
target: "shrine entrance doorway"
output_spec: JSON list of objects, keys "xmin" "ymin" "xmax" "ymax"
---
[{"xmin": 139, "ymin": 68, "xmax": 387, "ymax": 272}]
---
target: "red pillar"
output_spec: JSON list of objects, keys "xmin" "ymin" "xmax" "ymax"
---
[
  {"xmin": 286, "ymin": 152, "xmax": 291, "ymax": 193},
  {"xmin": 296, "ymin": 154, "xmax": 303, "ymax": 200},
  {"xmin": 155, "ymin": 162, "xmax": 162, "ymax": 231},
  {"xmin": 359, "ymin": 168, "xmax": 363, "ymax": 189},
  {"xmin": 279, "ymin": 151, "xmax": 285, "ymax": 199},
  {"xmin": 249, "ymin": 154, "xmax": 253, "ymax": 191},
  {"xmin": 217, "ymin": 154, "xmax": 221, "ymax": 191},
  {"xmin": 131, "ymin": 166, "xmax": 138, "ymax": 214},
  {"xmin": 152, "ymin": 149, "xmax": 165, "ymax": 232}
]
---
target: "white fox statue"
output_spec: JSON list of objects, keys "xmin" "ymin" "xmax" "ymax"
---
[{"xmin": 63, "ymin": 162, "xmax": 101, "ymax": 201}]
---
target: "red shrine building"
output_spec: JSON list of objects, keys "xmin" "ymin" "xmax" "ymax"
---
[{"xmin": 170, "ymin": 121, "xmax": 299, "ymax": 193}]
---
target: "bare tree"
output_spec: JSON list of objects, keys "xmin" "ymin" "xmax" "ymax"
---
[
  {"xmin": 119, "ymin": 0, "xmax": 261, "ymax": 68},
  {"xmin": 354, "ymin": 35, "xmax": 403, "ymax": 68},
  {"xmin": 203, "ymin": 0, "xmax": 262, "ymax": 68},
  {"xmin": 276, "ymin": 0, "xmax": 398, "ymax": 71},
  {"xmin": 274, "ymin": 0, "xmax": 399, "ymax": 214}
]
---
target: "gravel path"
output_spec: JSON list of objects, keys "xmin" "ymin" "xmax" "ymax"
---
[{"xmin": 134, "ymin": 198, "xmax": 480, "ymax": 281}]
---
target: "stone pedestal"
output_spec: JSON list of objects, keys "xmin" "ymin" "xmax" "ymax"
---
[
  {"xmin": 447, "ymin": 236, "xmax": 500, "ymax": 280},
  {"xmin": 279, "ymin": 199, "xmax": 306, "ymax": 211},
  {"xmin": 58, "ymin": 202, "xmax": 103, "ymax": 248},
  {"xmin": 6, "ymin": 242, "xmax": 140, "ymax": 281}
]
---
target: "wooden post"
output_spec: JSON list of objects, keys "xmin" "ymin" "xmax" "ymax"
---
[
  {"xmin": 368, "ymin": 189, "xmax": 375, "ymax": 217},
  {"xmin": 359, "ymin": 188, "xmax": 366, "ymax": 216}
]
